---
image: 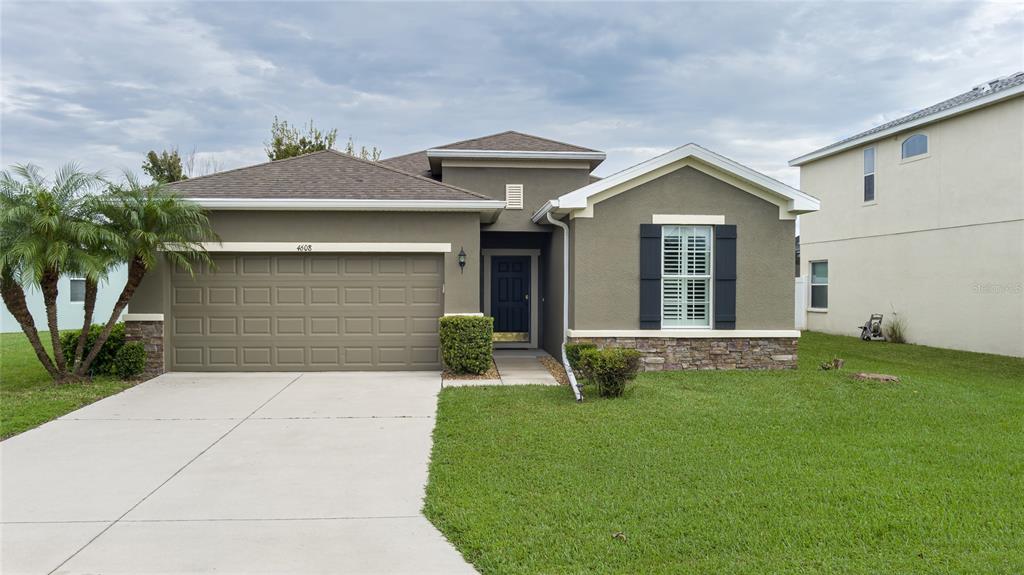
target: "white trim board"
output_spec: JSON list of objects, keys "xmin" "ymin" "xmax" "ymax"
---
[
  {"xmin": 164, "ymin": 242, "xmax": 453, "ymax": 253},
  {"xmin": 789, "ymin": 82, "xmax": 1024, "ymax": 166},
  {"xmin": 124, "ymin": 313, "xmax": 164, "ymax": 322},
  {"xmin": 568, "ymin": 329, "xmax": 801, "ymax": 339},
  {"xmin": 426, "ymin": 149, "xmax": 606, "ymax": 162},
  {"xmin": 652, "ymin": 214, "xmax": 726, "ymax": 225},
  {"xmin": 443, "ymin": 312, "xmax": 484, "ymax": 317},
  {"xmin": 533, "ymin": 144, "xmax": 819, "ymax": 222}
]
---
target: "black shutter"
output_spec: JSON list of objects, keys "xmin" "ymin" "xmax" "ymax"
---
[
  {"xmin": 639, "ymin": 224, "xmax": 662, "ymax": 329},
  {"xmin": 714, "ymin": 225, "xmax": 737, "ymax": 329}
]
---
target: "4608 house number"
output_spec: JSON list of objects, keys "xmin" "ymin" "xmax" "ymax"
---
[{"xmin": 296, "ymin": 244, "xmax": 313, "ymax": 252}]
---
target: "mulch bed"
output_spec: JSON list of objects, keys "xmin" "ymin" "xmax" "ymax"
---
[
  {"xmin": 443, "ymin": 359, "xmax": 500, "ymax": 380},
  {"xmin": 538, "ymin": 354, "xmax": 570, "ymax": 386}
]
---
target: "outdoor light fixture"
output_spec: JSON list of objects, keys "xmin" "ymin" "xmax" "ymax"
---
[{"xmin": 458, "ymin": 247, "xmax": 467, "ymax": 272}]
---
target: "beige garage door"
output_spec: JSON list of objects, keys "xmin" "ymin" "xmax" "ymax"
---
[{"xmin": 169, "ymin": 253, "xmax": 443, "ymax": 371}]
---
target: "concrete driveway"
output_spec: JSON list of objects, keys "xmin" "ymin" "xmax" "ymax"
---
[{"xmin": 0, "ymin": 372, "xmax": 476, "ymax": 575}]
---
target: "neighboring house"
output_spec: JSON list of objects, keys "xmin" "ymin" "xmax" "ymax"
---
[
  {"xmin": 791, "ymin": 73, "xmax": 1024, "ymax": 357},
  {"xmin": 125, "ymin": 131, "xmax": 819, "ymax": 374},
  {"xmin": 1, "ymin": 266, "xmax": 128, "ymax": 334}
]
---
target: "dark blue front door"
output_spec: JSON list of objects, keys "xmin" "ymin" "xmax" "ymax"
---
[{"xmin": 491, "ymin": 256, "xmax": 530, "ymax": 335}]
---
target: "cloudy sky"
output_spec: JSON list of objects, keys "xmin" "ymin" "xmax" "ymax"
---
[{"xmin": 2, "ymin": 1, "xmax": 1022, "ymax": 187}]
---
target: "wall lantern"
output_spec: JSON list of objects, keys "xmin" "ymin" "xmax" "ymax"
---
[{"xmin": 458, "ymin": 247, "xmax": 467, "ymax": 273}]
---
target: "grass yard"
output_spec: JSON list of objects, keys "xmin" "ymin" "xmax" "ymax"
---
[
  {"xmin": 425, "ymin": 332, "xmax": 1024, "ymax": 574},
  {"xmin": 0, "ymin": 332, "xmax": 135, "ymax": 439}
]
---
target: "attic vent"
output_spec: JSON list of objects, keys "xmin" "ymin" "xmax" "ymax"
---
[{"xmin": 505, "ymin": 184, "xmax": 524, "ymax": 209}]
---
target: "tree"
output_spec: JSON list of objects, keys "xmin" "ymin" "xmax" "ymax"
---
[
  {"xmin": 142, "ymin": 149, "xmax": 187, "ymax": 183},
  {"xmin": 265, "ymin": 117, "xmax": 338, "ymax": 161},
  {"xmin": 183, "ymin": 147, "xmax": 223, "ymax": 178},
  {"xmin": 75, "ymin": 174, "xmax": 217, "ymax": 377},
  {"xmin": 344, "ymin": 137, "xmax": 382, "ymax": 161},
  {"xmin": 0, "ymin": 164, "xmax": 112, "ymax": 381}
]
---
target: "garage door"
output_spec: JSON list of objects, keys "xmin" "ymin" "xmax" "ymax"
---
[{"xmin": 169, "ymin": 253, "xmax": 444, "ymax": 371}]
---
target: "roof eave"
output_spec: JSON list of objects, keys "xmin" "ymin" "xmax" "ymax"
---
[
  {"xmin": 790, "ymin": 82, "xmax": 1024, "ymax": 167},
  {"xmin": 191, "ymin": 197, "xmax": 507, "ymax": 213},
  {"xmin": 426, "ymin": 148, "xmax": 606, "ymax": 176}
]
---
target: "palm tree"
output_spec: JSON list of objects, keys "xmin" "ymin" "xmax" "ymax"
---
[
  {"xmin": 76, "ymin": 174, "xmax": 217, "ymax": 377},
  {"xmin": 0, "ymin": 164, "xmax": 109, "ymax": 381}
]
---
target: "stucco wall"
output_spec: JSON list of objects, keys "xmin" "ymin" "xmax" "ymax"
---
[
  {"xmin": 798, "ymin": 96, "xmax": 1024, "ymax": 356},
  {"xmin": 1, "ymin": 265, "xmax": 127, "ymax": 333},
  {"xmin": 571, "ymin": 166, "xmax": 795, "ymax": 330},
  {"xmin": 441, "ymin": 165, "xmax": 591, "ymax": 232},
  {"xmin": 542, "ymin": 226, "xmax": 565, "ymax": 356},
  {"xmin": 127, "ymin": 211, "xmax": 482, "ymax": 316}
]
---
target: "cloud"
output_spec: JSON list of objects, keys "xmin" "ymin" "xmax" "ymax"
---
[{"xmin": 1, "ymin": 1, "xmax": 1021, "ymax": 188}]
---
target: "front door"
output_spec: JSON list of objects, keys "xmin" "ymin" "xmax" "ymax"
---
[{"xmin": 491, "ymin": 256, "xmax": 530, "ymax": 342}]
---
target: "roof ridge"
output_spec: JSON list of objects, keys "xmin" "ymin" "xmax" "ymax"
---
[
  {"xmin": 432, "ymin": 130, "xmax": 516, "ymax": 150},
  {"xmin": 165, "ymin": 149, "xmax": 332, "ymax": 187},
  {"xmin": 322, "ymin": 149, "xmax": 491, "ymax": 200}
]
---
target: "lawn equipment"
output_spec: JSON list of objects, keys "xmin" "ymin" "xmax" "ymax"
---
[{"xmin": 858, "ymin": 314, "xmax": 886, "ymax": 341}]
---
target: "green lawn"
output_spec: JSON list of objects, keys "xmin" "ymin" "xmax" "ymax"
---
[
  {"xmin": 0, "ymin": 331, "xmax": 135, "ymax": 439},
  {"xmin": 425, "ymin": 332, "xmax": 1024, "ymax": 574}
]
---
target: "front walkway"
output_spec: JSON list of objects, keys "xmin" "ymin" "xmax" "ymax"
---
[
  {"xmin": 0, "ymin": 372, "xmax": 475, "ymax": 575},
  {"xmin": 443, "ymin": 350, "xmax": 560, "ymax": 387}
]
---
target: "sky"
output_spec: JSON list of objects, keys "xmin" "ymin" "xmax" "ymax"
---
[{"xmin": 2, "ymin": 1, "xmax": 1022, "ymax": 188}]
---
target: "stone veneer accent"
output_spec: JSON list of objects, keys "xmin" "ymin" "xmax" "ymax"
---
[
  {"xmin": 125, "ymin": 320, "xmax": 165, "ymax": 379},
  {"xmin": 569, "ymin": 336, "xmax": 798, "ymax": 371}
]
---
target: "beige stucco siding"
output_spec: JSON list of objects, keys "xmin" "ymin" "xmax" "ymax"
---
[
  {"xmin": 441, "ymin": 165, "xmax": 591, "ymax": 232},
  {"xmin": 571, "ymin": 166, "xmax": 795, "ymax": 330},
  {"xmin": 798, "ymin": 95, "xmax": 1023, "ymax": 356},
  {"xmin": 128, "ymin": 211, "xmax": 482, "ymax": 316}
]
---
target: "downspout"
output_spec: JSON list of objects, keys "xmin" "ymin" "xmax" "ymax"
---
[{"xmin": 546, "ymin": 212, "xmax": 584, "ymax": 402}]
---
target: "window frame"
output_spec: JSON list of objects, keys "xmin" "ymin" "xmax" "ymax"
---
[
  {"xmin": 900, "ymin": 133, "xmax": 929, "ymax": 162},
  {"xmin": 862, "ymin": 147, "xmax": 876, "ymax": 204},
  {"xmin": 69, "ymin": 277, "xmax": 87, "ymax": 304},
  {"xmin": 808, "ymin": 260, "xmax": 829, "ymax": 312},
  {"xmin": 660, "ymin": 224, "xmax": 714, "ymax": 330}
]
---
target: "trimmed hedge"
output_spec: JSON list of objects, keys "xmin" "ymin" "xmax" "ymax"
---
[
  {"xmin": 60, "ymin": 323, "xmax": 126, "ymax": 376},
  {"xmin": 113, "ymin": 341, "xmax": 147, "ymax": 379},
  {"xmin": 579, "ymin": 347, "xmax": 642, "ymax": 398},
  {"xmin": 439, "ymin": 315, "xmax": 494, "ymax": 375},
  {"xmin": 565, "ymin": 342, "xmax": 597, "ymax": 380}
]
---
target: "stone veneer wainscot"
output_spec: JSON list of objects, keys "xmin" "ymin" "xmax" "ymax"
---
[
  {"xmin": 125, "ymin": 319, "xmax": 165, "ymax": 379},
  {"xmin": 569, "ymin": 337, "xmax": 798, "ymax": 371}
]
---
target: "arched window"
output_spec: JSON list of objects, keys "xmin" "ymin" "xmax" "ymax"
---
[{"xmin": 901, "ymin": 134, "xmax": 928, "ymax": 159}]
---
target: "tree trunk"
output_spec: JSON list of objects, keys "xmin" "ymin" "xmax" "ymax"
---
[
  {"xmin": 76, "ymin": 257, "xmax": 147, "ymax": 377},
  {"xmin": 40, "ymin": 268, "xmax": 69, "ymax": 379},
  {"xmin": 72, "ymin": 278, "xmax": 98, "ymax": 370},
  {"xmin": 0, "ymin": 273, "xmax": 59, "ymax": 378}
]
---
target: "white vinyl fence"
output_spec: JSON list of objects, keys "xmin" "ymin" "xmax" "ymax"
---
[{"xmin": 794, "ymin": 276, "xmax": 807, "ymax": 330}]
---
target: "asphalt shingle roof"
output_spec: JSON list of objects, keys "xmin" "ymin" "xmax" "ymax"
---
[
  {"xmin": 166, "ymin": 149, "xmax": 490, "ymax": 201},
  {"xmin": 805, "ymin": 72, "xmax": 1024, "ymax": 158},
  {"xmin": 379, "ymin": 130, "xmax": 602, "ymax": 177}
]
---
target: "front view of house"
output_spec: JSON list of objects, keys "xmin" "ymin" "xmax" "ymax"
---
[{"xmin": 124, "ymin": 131, "xmax": 819, "ymax": 374}]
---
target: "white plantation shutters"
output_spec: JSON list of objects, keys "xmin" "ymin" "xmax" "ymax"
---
[
  {"xmin": 662, "ymin": 225, "xmax": 712, "ymax": 328},
  {"xmin": 505, "ymin": 184, "xmax": 524, "ymax": 209}
]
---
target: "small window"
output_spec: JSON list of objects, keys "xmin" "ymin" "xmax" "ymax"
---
[
  {"xmin": 505, "ymin": 184, "xmax": 524, "ymax": 210},
  {"xmin": 863, "ymin": 147, "xmax": 875, "ymax": 202},
  {"xmin": 901, "ymin": 134, "xmax": 928, "ymax": 159},
  {"xmin": 69, "ymin": 278, "xmax": 86, "ymax": 303},
  {"xmin": 662, "ymin": 225, "xmax": 712, "ymax": 328},
  {"xmin": 809, "ymin": 261, "xmax": 828, "ymax": 310}
]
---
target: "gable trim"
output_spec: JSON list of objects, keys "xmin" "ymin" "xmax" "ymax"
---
[{"xmin": 533, "ymin": 144, "xmax": 819, "ymax": 222}]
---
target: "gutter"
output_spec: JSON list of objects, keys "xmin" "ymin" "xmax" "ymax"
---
[
  {"xmin": 543, "ymin": 212, "xmax": 584, "ymax": 402},
  {"xmin": 191, "ymin": 198, "xmax": 507, "ymax": 211}
]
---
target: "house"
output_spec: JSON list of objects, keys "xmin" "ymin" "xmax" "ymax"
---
[
  {"xmin": 0, "ymin": 266, "xmax": 127, "ymax": 333},
  {"xmin": 124, "ymin": 131, "xmax": 819, "ymax": 375},
  {"xmin": 791, "ymin": 73, "xmax": 1024, "ymax": 357}
]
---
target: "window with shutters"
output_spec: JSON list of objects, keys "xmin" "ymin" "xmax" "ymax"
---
[
  {"xmin": 505, "ymin": 184, "xmax": 524, "ymax": 209},
  {"xmin": 662, "ymin": 225, "xmax": 712, "ymax": 328}
]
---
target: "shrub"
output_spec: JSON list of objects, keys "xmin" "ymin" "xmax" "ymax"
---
[
  {"xmin": 112, "ymin": 341, "xmax": 147, "ymax": 379},
  {"xmin": 579, "ymin": 347, "xmax": 642, "ymax": 398},
  {"xmin": 886, "ymin": 312, "xmax": 908, "ymax": 344},
  {"xmin": 439, "ymin": 315, "xmax": 494, "ymax": 375},
  {"xmin": 60, "ymin": 323, "xmax": 126, "ymax": 375},
  {"xmin": 565, "ymin": 342, "xmax": 597, "ymax": 379}
]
